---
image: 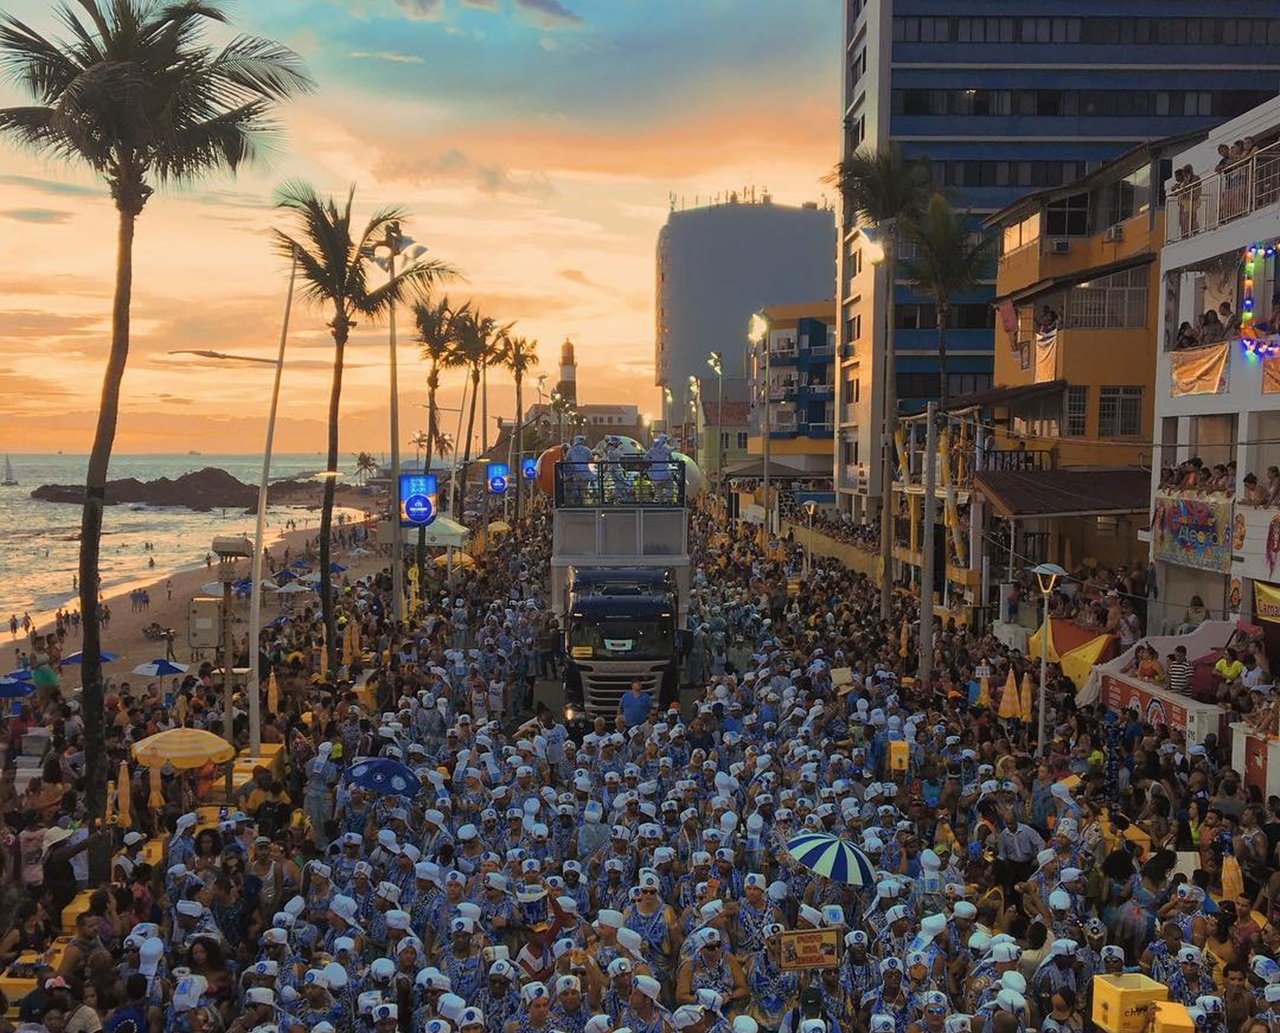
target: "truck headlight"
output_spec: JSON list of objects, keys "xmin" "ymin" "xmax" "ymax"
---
[{"xmin": 564, "ymin": 706, "xmax": 579, "ymax": 722}]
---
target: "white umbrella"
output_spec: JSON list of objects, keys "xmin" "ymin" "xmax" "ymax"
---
[
  {"xmin": 274, "ymin": 581, "xmax": 312, "ymax": 594},
  {"xmin": 132, "ymin": 659, "xmax": 189, "ymax": 677}
]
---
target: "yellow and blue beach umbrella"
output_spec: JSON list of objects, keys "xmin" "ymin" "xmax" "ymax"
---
[{"xmin": 785, "ymin": 832, "xmax": 875, "ymax": 886}]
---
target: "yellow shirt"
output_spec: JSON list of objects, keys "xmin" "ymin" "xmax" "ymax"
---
[{"xmin": 1215, "ymin": 658, "xmax": 1245, "ymax": 681}]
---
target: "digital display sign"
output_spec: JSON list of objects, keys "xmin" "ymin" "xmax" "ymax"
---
[
  {"xmin": 521, "ymin": 457, "xmax": 537, "ymax": 480},
  {"xmin": 487, "ymin": 463, "xmax": 509, "ymax": 495},
  {"xmin": 399, "ymin": 473, "xmax": 437, "ymax": 526}
]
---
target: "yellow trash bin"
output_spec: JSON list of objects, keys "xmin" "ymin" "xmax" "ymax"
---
[{"xmin": 1092, "ymin": 973, "xmax": 1168, "ymax": 1033}]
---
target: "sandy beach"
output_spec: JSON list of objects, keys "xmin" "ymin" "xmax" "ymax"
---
[{"xmin": 9, "ymin": 504, "xmax": 388, "ymax": 686}]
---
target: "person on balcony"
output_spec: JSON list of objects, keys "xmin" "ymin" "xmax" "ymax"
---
[
  {"xmin": 1199, "ymin": 309, "xmax": 1226, "ymax": 343},
  {"xmin": 1174, "ymin": 322, "xmax": 1200, "ymax": 350}
]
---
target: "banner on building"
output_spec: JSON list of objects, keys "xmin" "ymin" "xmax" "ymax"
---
[
  {"xmin": 1151, "ymin": 492, "xmax": 1232, "ymax": 572},
  {"xmin": 1170, "ymin": 342, "xmax": 1229, "ymax": 396},
  {"xmin": 1263, "ymin": 355, "xmax": 1280, "ymax": 394},
  {"xmin": 1254, "ymin": 581, "xmax": 1280, "ymax": 623},
  {"xmin": 1034, "ymin": 328, "xmax": 1058, "ymax": 383}
]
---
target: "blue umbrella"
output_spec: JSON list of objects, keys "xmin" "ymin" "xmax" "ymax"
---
[
  {"xmin": 275, "ymin": 569, "xmax": 296, "ymax": 583},
  {"xmin": 60, "ymin": 649, "xmax": 119, "ymax": 665},
  {"xmin": 785, "ymin": 832, "xmax": 875, "ymax": 886},
  {"xmin": 290, "ymin": 559, "xmax": 310, "ymax": 570},
  {"xmin": 5, "ymin": 669, "xmax": 32, "ymax": 681},
  {"xmin": 0, "ymin": 676, "xmax": 34, "ymax": 699},
  {"xmin": 266, "ymin": 615, "xmax": 291, "ymax": 628},
  {"xmin": 341, "ymin": 758, "xmax": 421, "ymax": 798},
  {"xmin": 329, "ymin": 562, "xmax": 348, "ymax": 573},
  {"xmin": 132, "ymin": 659, "xmax": 189, "ymax": 678}
]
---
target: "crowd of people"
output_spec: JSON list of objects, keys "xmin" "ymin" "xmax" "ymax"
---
[{"xmin": 1, "ymin": 484, "xmax": 1279, "ymax": 1033}]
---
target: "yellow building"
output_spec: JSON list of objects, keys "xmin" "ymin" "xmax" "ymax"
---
[{"xmin": 891, "ymin": 134, "xmax": 1202, "ymax": 624}]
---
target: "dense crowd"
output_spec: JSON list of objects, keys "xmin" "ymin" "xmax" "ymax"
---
[{"xmin": 2, "ymin": 489, "xmax": 1279, "ymax": 1033}]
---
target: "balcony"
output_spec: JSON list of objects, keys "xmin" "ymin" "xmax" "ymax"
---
[
  {"xmin": 1166, "ymin": 140, "xmax": 1280, "ymax": 244},
  {"xmin": 976, "ymin": 448, "xmax": 1055, "ymax": 474},
  {"xmin": 806, "ymin": 383, "xmax": 835, "ymax": 398},
  {"xmin": 806, "ymin": 343, "xmax": 836, "ymax": 359}
]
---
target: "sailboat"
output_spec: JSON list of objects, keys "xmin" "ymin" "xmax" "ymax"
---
[{"xmin": 2, "ymin": 456, "xmax": 16, "ymax": 486}]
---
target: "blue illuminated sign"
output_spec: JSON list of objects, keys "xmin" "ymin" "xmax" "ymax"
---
[
  {"xmin": 521, "ymin": 457, "xmax": 537, "ymax": 480},
  {"xmin": 399, "ymin": 473, "xmax": 437, "ymax": 526},
  {"xmin": 487, "ymin": 463, "xmax": 509, "ymax": 495}
]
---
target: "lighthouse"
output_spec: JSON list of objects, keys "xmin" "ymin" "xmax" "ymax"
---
[{"xmin": 555, "ymin": 337, "xmax": 578, "ymax": 406}]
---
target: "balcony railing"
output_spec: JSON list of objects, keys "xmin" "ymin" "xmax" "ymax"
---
[
  {"xmin": 807, "ymin": 343, "xmax": 836, "ymax": 358},
  {"xmin": 807, "ymin": 383, "xmax": 835, "ymax": 397},
  {"xmin": 976, "ymin": 448, "xmax": 1055, "ymax": 473},
  {"xmin": 553, "ymin": 460, "xmax": 686, "ymax": 509},
  {"xmin": 1166, "ymin": 139, "xmax": 1280, "ymax": 244}
]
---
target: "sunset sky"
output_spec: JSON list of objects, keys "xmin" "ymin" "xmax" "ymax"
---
[{"xmin": 0, "ymin": 0, "xmax": 838, "ymax": 456}]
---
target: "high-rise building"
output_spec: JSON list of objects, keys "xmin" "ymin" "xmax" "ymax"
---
[
  {"xmin": 655, "ymin": 195, "xmax": 835, "ymax": 426},
  {"xmin": 836, "ymin": 1, "xmax": 1280, "ymax": 520}
]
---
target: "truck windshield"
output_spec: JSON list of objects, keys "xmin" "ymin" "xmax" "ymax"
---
[{"xmin": 569, "ymin": 616, "xmax": 672, "ymax": 660}]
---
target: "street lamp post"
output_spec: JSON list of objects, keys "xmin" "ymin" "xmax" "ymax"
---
[
  {"xmin": 708, "ymin": 352, "xmax": 723, "ymax": 501},
  {"xmin": 749, "ymin": 313, "xmax": 771, "ymax": 538},
  {"xmin": 802, "ymin": 499, "xmax": 818, "ymax": 574},
  {"xmin": 1032, "ymin": 562, "xmax": 1067, "ymax": 756},
  {"xmin": 865, "ymin": 227, "xmax": 896, "ymax": 621},
  {"xmin": 687, "ymin": 375, "xmax": 700, "ymax": 462}
]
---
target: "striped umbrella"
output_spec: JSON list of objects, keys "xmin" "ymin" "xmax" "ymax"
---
[
  {"xmin": 131, "ymin": 728, "xmax": 235, "ymax": 770},
  {"xmin": 785, "ymin": 832, "xmax": 875, "ymax": 886}
]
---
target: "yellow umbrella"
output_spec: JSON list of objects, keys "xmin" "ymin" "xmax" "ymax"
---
[
  {"xmin": 117, "ymin": 759, "xmax": 132, "ymax": 829},
  {"xmin": 976, "ymin": 674, "xmax": 991, "ymax": 709},
  {"xmin": 319, "ymin": 642, "xmax": 329, "ymax": 677},
  {"xmin": 267, "ymin": 669, "xmax": 279, "ymax": 716},
  {"xmin": 488, "ymin": 521, "xmax": 511, "ymax": 535},
  {"xmin": 997, "ymin": 669, "xmax": 1020, "ymax": 720},
  {"xmin": 1019, "ymin": 671, "xmax": 1034, "ymax": 724},
  {"xmin": 898, "ymin": 620, "xmax": 909, "ymax": 659},
  {"xmin": 341, "ymin": 622, "xmax": 353, "ymax": 666},
  {"xmin": 131, "ymin": 728, "xmax": 235, "ymax": 770},
  {"xmin": 148, "ymin": 766, "xmax": 164, "ymax": 809},
  {"xmin": 434, "ymin": 552, "xmax": 475, "ymax": 567}
]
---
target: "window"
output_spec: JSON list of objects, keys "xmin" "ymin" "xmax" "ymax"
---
[
  {"xmin": 897, "ymin": 372, "xmax": 941, "ymax": 399},
  {"xmin": 1066, "ymin": 268, "xmax": 1147, "ymax": 329},
  {"xmin": 1066, "ymin": 386, "xmax": 1088, "ymax": 436},
  {"xmin": 947, "ymin": 373, "xmax": 992, "ymax": 397},
  {"xmin": 895, "ymin": 304, "xmax": 937, "ymax": 330},
  {"xmin": 1045, "ymin": 192, "xmax": 1090, "ymax": 237},
  {"xmin": 1106, "ymin": 166, "xmax": 1151, "ymax": 227},
  {"xmin": 953, "ymin": 304, "xmax": 995, "ymax": 330},
  {"xmin": 736, "ymin": 431, "xmax": 748, "ymax": 450},
  {"xmin": 1098, "ymin": 386, "xmax": 1142, "ymax": 437},
  {"xmin": 1002, "ymin": 212, "xmax": 1040, "ymax": 255}
]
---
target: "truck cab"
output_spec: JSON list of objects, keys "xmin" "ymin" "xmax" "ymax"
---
[{"xmin": 550, "ymin": 457, "xmax": 689, "ymax": 721}]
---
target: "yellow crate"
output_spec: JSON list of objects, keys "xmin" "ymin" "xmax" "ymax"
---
[
  {"xmin": 1154, "ymin": 1002, "xmax": 1195, "ymax": 1033},
  {"xmin": 888, "ymin": 740, "xmax": 910, "ymax": 772},
  {"xmin": 1092, "ymin": 973, "xmax": 1168, "ymax": 1033}
]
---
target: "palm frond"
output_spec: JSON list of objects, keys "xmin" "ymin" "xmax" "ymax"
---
[{"xmin": 828, "ymin": 145, "xmax": 933, "ymax": 228}]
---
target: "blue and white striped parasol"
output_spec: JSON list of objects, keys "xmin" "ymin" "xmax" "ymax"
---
[
  {"xmin": 341, "ymin": 758, "xmax": 421, "ymax": 797},
  {"xmin": 785, "ymin": 832, "xmax": 875, "ymax": 886}
]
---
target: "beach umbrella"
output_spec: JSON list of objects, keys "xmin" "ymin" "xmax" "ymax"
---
[
  {"xmin": 5, "ymin": 669, "xmax": 32, "ymax": 681},
  {"xmin": 132, "ymin": 659, "xmax": 189, "ymax": 678},
  {"xmin": 349, "ymin": 546, "xmax": 370, "ymax": 556},
  {"xmin": 1019, "ymin": 671, "xmax": 1034, "ymax": 724},
  {"xmin": 267, "ymin": 669, "xmax": 279, "ymax": 715},
  {"xmin": 131, "ymin": 728, "xmax": 235, "ymax": 770},
  {"xmin": 266, "ymin": 615, "xmax": 290, "ymax": 629},
  {"xmin": 342, "ymin": 757, "xmax": 421, "ymax": 797},
  {"xmin": 274, "ymin": 569, "xmax": 296, "ymax": 583},
  {"xmin": 298, "ymin": 572, "xmax": 323, "ymax": 584},
  {"xmin": 290, "ymin": 559, "xmax": 310, "ymax": 570},
  {"xmin": 785, "ymin": 832, "xmax": 875, "ymax": 886},
  {"xmin": 997, "ymin": 668, "xmax": 1020, "ymax": 720},
  {"xmin": 275, "ymin": 581, "xmax": 311, "ymax": 595},
  {"xmin": 61, "ymin": 649, "xmax": 119, "ymax": 665},
  {"xmin": 117, "ymin": 760, "xmax": 131, "ymax": 829},
  {"xmin": 0, "ymin": 675, "xmax": 34, "ymax": 699},
  {"xmin": 976, "ymin": 674, "xmax": 991, "ymax": 709},
  {"xmin": 329, "ymin": 562, "xmax": 348, "ymax": 574}
]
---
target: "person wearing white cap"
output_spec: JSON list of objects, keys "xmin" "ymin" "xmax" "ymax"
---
[
  {"xmin": 504, "ymin": 981, "xmax": 553, "ymax": 1033},
  {"xmin": 621, "ymin": 868, "xmax": 681, "ymax": 986},
  {"xmin": 167, "ymin": 812, "xmax": 198, "ymax": 870},
  {"xmin": 676, "ymin": 926, "xmax": 746, "ymax": 1008},
  {"xmin": 302, "ymin": 742, "xmax": 339, "ymax": 850}
]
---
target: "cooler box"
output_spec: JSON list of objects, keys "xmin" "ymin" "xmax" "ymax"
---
[
  {"xmin": 1092, "ymin": 973, "xmax": 1168, "ymax": 1033},
  {"xmin": 1153, "ymin": 1002, "xmax": 1194, "ymax": 1033},
  {"xmin": 888, "ymin": 740, "xmax": 909, "ymax": 772}
]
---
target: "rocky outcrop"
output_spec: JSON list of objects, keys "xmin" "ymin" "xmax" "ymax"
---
[{"xmin": 30, "ymin": 467, "xmax": 335, "ymax": 512}]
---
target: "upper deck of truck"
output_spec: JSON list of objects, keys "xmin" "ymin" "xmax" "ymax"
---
[{"xmin": 552, "ymin": 459, "xmax": 687, "ymax": 510}]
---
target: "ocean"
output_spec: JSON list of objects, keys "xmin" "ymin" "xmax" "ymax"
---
[{"xmin": 0, "ymin": 453, "xmax": 360, "ymax": 621}]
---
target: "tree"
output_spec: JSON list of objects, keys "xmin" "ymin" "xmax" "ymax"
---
[
  {"xmin": 352, "ymin": 450, "xmax": 378, "ymax": 485},
  {"xmin": 409, "ymin": 431, "xmax": 429, "ymax": 467},
  {"xmin": 273, "ymin": 182, "xmax": 450, "ymax": 663},
  {"xmin": 496, "ymin": 334, "xmax": 538, "ymax": 524},
  {"xmin": 827, "ymin": 145, "xmax": 932, "ymax": 619},
  {"xmin": 413, "ymin": 294, "xmax": 467, "ymax": 593},
  {"xmin": 0, "ymin": 0, "xmax": 310, "ymax": 871},
  {"xmin": 449, "ymin": 307, "xmax": 508, "ymax": 517},
  {"xmin": 900, "ymin": 193, "xmax": 996, "ymax": 411}
]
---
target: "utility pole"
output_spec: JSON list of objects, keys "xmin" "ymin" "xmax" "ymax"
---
[
  {"xmin": 878, "ymin": 228, "xmax": 898, "ymax": 621},
  {"xmin": 919, "ymin": 402, "xmax": 938, "ymax": 686}
]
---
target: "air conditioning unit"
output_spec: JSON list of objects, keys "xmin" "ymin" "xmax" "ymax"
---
[
  {"xmin": 1048, "ymin": 239, "xmax": 1071, "ymax": 255},
  {"xmin": 1103, "ymin": 224, "xmax": 1124, "ymax": 243}
]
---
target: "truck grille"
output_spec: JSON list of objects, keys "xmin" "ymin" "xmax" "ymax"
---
[{"xmin": 578, "ymin": 662, "xmax": 664, "ymax": 715}]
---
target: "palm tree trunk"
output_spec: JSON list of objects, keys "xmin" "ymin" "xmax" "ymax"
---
[
  {"xmin": 79, "ymin": 202, "xmax": 139, "ymax": 881},
  {"xmin": 320, "ymin": 324, "xmax": 348, "ymax": 667},
  {"xmin": 879, "ymin": 242, "xmax": 898, "ymax": 621},
  {"xmin": 457, "ymin": 368, "xmax": 479, "ymax": 516},
  {"xmin": 937, "ymin": 303, "xmax": 950, "ymax": 412},
  {"xmin": 418, "ymin": 366, "xmax": 438, "ymax": 600},
  {"xmin": 514, "ymin": 372, "xmax": 524, "ymax": 527}
]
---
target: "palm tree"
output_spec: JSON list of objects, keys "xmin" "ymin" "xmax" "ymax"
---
[
  {"xmin": 412, "ymin": 294, "xmax": 466, "ymax": 594},
  {"xmin": 0, "ymin": 0, "xmax": 310, "ymax": 864},
  {"xmin": 273, "ymin": 182, "xmax": 450, "ymax": 663},
  {"xmin": 827, "ymin": 145, "xmax": 932, "ymax": 619},
  {"xmin": 449, "ymin": 307, "xmax": 508, "ymax": 517},
  {"xmin": 352, "ymin": 451, "xmax": 378, "ymax": 485},
  {"xmin": 409, "ymin": 431, "xmax": 429, "ymax": 467},
  {"xmin": 498, "ymin": 335, "xmax": 539, "ymax": 524},
  {"xmin": 900, "ymin": 193, "xmax": 997, "ymax": 411}
]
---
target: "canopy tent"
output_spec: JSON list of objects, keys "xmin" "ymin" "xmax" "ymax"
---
[
  {"xmin": 1026, "ymin": 619, "xmax": 1118, "ymax": 691},
  {"xmin": 414, "ymin": 517, "xmax": 470, "ymax": 548}
]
